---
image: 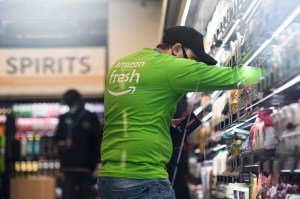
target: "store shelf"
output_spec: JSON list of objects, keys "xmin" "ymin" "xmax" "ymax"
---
[
  {"xmin": 243, "ymin": 4, "xmax": 300, "ymax": 66},
  {"xmin": 246, "ymin": 74, "xmax": 300, "ymax": 111},
  {"xmin": 221, "ymin": 170, "xmax": 240, "ymax": 177},
  {"xmin": 211, "ymin": 0, "xmax": 261, "ymax": 55},
  {"xmin": 184, "ymin": 1, "xmax": 300, "ymax": 198}
]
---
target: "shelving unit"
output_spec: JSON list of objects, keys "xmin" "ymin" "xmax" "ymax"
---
[
  {"xmin": 0, "ymin": 101, "xmax": 104, "ymax": 199},
  {"xmin": 183, "ymin": 0, "xmax": 300, "ymax": 198}
]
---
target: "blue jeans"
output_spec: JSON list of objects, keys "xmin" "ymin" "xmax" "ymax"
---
[{"xmin": 97, "ymin": 177, "xmax": 176, "ymax": 199}]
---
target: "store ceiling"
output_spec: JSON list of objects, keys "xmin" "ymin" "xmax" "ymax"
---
[{"xmin": 0, "ymin": 0, "xmax": 108, "ymax": 48}]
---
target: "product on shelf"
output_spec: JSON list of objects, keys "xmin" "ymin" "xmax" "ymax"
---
[{"xmin": 9, "ymin": 101, "xmax": 103, "ymax": 180}]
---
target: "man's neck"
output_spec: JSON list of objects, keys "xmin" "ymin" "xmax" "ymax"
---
[{"xmin": 156, "ymin": 48, "xmax": 172, "ymax": 55}]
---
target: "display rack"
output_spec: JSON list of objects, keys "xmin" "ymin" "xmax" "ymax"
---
[
  {"xmin": 10, "ymin": 102, "xmax": 103, "ymax": 176},
  {"xmin": 0, "ymin": 100, "xmax": 104, "ymax": 199},
  {"xmin": 184, "ymin": 0, "xmax": 300, "ymax": 198}
]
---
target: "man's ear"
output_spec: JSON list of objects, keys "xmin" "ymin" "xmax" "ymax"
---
[{"xmin": 171, "ymin": 43, "xmax": 183, "ymax": 57}]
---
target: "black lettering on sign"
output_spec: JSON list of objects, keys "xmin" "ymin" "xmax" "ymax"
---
[
  {"xmin": 58, "ymin": 57, "xmax": 63, "ymax": 73},
  {"xmin": 35, "ymin": 57, "xmax": 40, "ymax": 74},
  {"xmin": 4, "ymin": 55, "xmax": 98, "ymax": 75},
  {"xmin": 66, "ymin": 57, "xmax": 76, "ymax": 73},
  {"xmin": 21, "ymin": 57, "xmax": 32, "ymax": 74},
  {"xmin": 6, "ymin": 57, "xmax": 17, "ymax": 74},
  {"xmin": 80, "ymin": 56, "xmax": 91, "ymax": 73},
  {"xmin": 43, "ymin": 57, "xmax": 55, "ymax": 74}
]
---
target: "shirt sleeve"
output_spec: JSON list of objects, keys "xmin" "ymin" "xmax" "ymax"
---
[{"xmin": 166, "ymin": 58, "xmax": 263, "ymax": 93}]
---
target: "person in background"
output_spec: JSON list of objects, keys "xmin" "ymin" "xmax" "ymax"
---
[
  {"xmin": 97, "ymin": 26, "xmax": 263, "ymax": 199},
  {"xmin": 167, "ymin": 96, "xmax": 191, "ymax": 199},
  {"xmin": 54, "ymin": 89, "xmax": 102, "ymax": 199}
]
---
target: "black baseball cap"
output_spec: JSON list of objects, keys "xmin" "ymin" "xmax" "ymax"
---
[{"xmin": 162, "ymin": 26, "xmax": 217, "ymax": 65}]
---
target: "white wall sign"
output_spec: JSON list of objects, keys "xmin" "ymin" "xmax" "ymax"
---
[{"xmin": 0, "ymin": 47, "xmax": 106, "ymax": 97}]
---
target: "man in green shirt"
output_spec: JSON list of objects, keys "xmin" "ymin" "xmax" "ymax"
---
[{"xmin": 97, "ymin": 26, "xmax": 262, "ymax": 199}]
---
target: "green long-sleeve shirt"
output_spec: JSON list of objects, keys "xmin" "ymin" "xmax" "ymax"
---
[{"xmin": 99, "ymin": 48, "xmax": 262, "ymax": 179}]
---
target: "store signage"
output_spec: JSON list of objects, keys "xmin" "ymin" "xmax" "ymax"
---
[
  {"xmin": 0, "ymin": 47, "xmax": 106, "ymax": 97},
  {"xmin": 5, "ymin": 56, "xmax": 91, "ymax": 75},
  {"xmin": 0, "ymin": 48, "xmax": 105, "ymax": 76}
]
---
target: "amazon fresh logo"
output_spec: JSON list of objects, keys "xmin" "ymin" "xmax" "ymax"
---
[
  {"xmin": 107, "ymin": 61, "xmax": 145, "ymax": 96},
  {"xmin": 109, "ymin": 69, "xmax": 140, "ymax": 84},
  {"xmin": 108, "ymin": 86, "xmax": 136, "ymax": 96}
]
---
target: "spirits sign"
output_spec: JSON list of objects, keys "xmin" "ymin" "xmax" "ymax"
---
[{"xmin": 0, "ymin": 48, "xmax": 106, "ymax": 97}]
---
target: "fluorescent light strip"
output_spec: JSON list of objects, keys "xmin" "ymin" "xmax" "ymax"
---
[
  {"xmin": 246, "ymin": 93, "xmax": 273, "ymax": 110},
  {"xmin": 294, "ymin": 169, "xmax": 300, "ymax": 173},
  {"xmin": 244, "ymin": 1, "xmax": 261, "ymax": 24},
  {"xmin": 194, "ymin": 106, "xmax": 203, "ymax": 116},
  {"xmin": 281, "ymin": 129, "xmax": 300, "ymax": 138},
  {"xmin": 272, "ymin": 5, "xmax": 300, "ymax": 37},
  {"xmin": 274, "ymin": 74, "xmax": 300, "ymax": 94},
  {"xmin": 180, "ymin": 0, "xmax": 192, "ymax": 26},
  {"xmin": 222, "ymin": 19, "xmax": 241, "ymax": 45},
  {"xmin": 215, "ymin": 19, "xmax": 241, "ymax": 60},
  {"xmin": 193, "ymin": 91, "xmax": 221, "ymax": 117},
  {"xmin": 224, "ymin": 114, "xmax": 258, "ymax": 133},
  {"xmin": 244, "ymin": 164, "xmax": 259, "ymax": 167},
  {"xmin": 213, "ymin": 144, "xmax": 227, "ymax": 151},
  {"xmin": 201, "ymin": 112, "xmax": 213, "ymax": 123},
  {"xmin": 244, "ymin": 38, "xmax": 272, "ymax": 66},
  {"xmin": 281, "ymin": 170, "xmax": 292, "ymax": 172},
  {"xmin": 246, "ymin": 74, "xmax": 300, "ymax": 110},
  {"xmin": 241, "ymin": 0, "xmax": 259, "ymax": 20},
  {"xmin": 207, "ymin": 114, "xmax": 257, "ymax": 140},
  {"xmin": 244, "ymin": 4, "xmax": 300, "ymax": 66},
  {"xmin": 211, "ymin": 91, "xmax": 221, "ymax": 99}
]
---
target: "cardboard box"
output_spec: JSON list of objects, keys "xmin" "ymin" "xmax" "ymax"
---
[{"xmin": 10, "ymin": 176, "xmax": 56, "ymax": 199}]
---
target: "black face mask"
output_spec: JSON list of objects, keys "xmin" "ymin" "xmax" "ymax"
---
[
  {"xmin": 182, "ymin": 47, "xmax": 202, "ymax": 62},
  {"xmin": 182, "ymin": 46, "xmax": 189, "ymax": 59},
  {"xmin": 172, "ymin": 46, "xmax": 189, "ymax": 59}
]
